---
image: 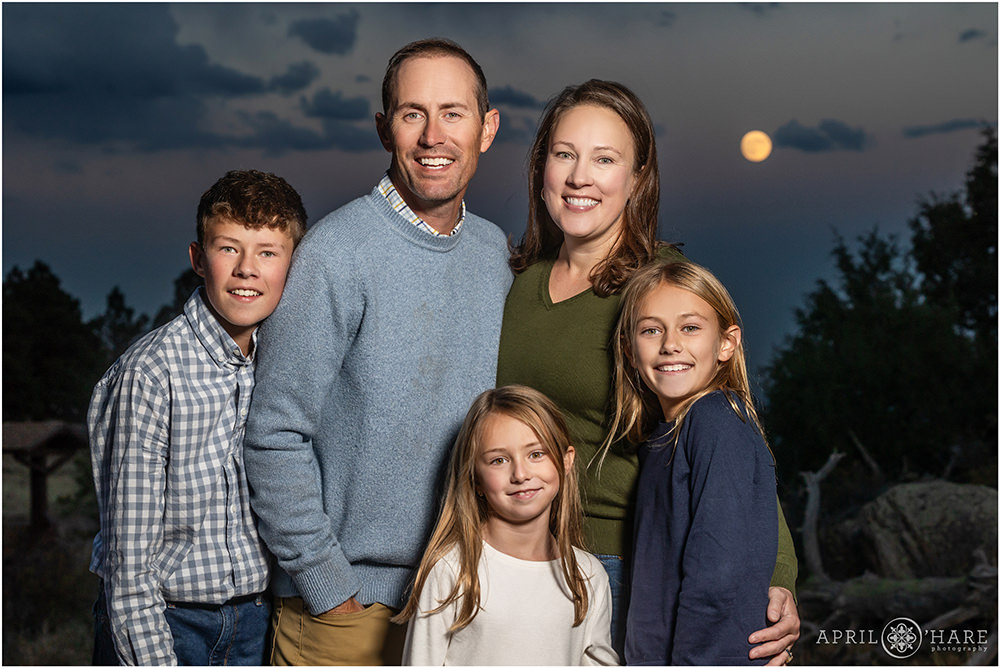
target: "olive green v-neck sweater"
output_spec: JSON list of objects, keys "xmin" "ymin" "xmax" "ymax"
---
[{"xmin": 496, "ymin": 248, "xmax": 798, "ymax": 594}]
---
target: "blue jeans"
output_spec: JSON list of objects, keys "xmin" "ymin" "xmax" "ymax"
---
[
  {"xmin": 595, "ymin": 553, "xmax": 630, "ymax": 661},
  {"xmin": 93, "ymin": 584, "xmax": 271, "ymax": 665}
]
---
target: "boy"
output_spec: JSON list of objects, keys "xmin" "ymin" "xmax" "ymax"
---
[{"xmin": 88, "ymin": 170, "xmax": 306, "ymax": 666}]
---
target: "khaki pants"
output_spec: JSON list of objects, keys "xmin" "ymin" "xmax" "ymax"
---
[{"xmin": 269, "ymin": 596, "xmax": 406, "ymax": 666}]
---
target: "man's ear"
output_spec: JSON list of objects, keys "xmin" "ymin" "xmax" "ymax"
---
[
  {"xmin": 189, "ymin": 242, "xmax": 206, "ymax": 278},
  {"xmin": 718, "ymin": 325, "xmax": 742, "ymax": 362},
  {"xmin": 479, "ymin": 108, "xmax": 500, "ymax": 153},
  {"xmin": 375, "ymin": 112, "xmax": 393, "ymax": 152}
]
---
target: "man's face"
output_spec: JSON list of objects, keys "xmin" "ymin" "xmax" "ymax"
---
[{"xmin": 376, "ymin": 55, "xmax": 499, "ymax": 231}]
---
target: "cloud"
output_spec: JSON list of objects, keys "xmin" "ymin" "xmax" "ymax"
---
[
  {"xmin": 3, "ymin": 5, "xmax": 265, "ymax": 99},
  {"xmin": 902, "ymin": 118, "xmax": 988, "ymax": 138},
  {"xmin": 2, "ymin": 4, "xmax": 375, "ymax": 155},
  {"xmin": 492, "ymin": 115, "xmax": 539, "ymax": 146},
  {"xmin": 740, "ymin": 3, "xmax": 782, "ymax": 17},
  {"xmin": 3, "ymin": 4, "xmax": 261, "ymax": 149},
  {"xmin": 959, "ymin": 28, "xmax": 987, "ymax": 43},
  {"xmin": 287, "ymin": 11, "xmax": 360, "ymax": 55},
  {"xmin": 490, "ymin": 85, "xmax": 545, "ymax": 110},
  {"xmin": 269, "ymin": 62, "xmax": 322, "ymax": 96},
  {"xmin": 773, "ymin": 119, "xmax": 871, "ymax": 152},
  {"xmin": 235, "ymin": 111, "xmax": 380, "ymax": 156},
  {"xmin": 653, "ymin": 9, "xmax": 678, "ymax": 27},
  {"xmin": 302, "ymin": 89, "xmax": 370, "ymax": 121},
  {"xmin": 236, "ymin": 111, "xmax": 331, "ymax": 154}
]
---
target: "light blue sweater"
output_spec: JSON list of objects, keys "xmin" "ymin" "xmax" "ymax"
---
[{"xmin": 244, "ymin": 187, "xmax": 512, "ymax": 615}]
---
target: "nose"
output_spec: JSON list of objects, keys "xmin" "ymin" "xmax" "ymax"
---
[
  {"xmin": 510, "ymin": 457, "xmax": 531, "ymax": 484},
  {"xmin": 660, "ymin": 330, "xmax": 682, "ymax": 354},
  {"xmin": 234, "ymin": 253, "xmax": 259, "ymax": 278},
  {"xmin": 567, "ymin": 158, "xmax": 594, "ymax": 188},
  {"xmin": 419, "ymin": 116, "xmax": 445, "ymax": 147}
]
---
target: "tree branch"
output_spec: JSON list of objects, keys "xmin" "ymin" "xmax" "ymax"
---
[{"xmin": 799, "ymin": 450, "xmax": 846, "ymax": 580}]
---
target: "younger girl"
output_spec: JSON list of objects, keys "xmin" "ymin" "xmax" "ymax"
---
[
  {"xmin": 606, "ymin": 260, "xmax": 779, "ymax": 665},
  {"xmin": 396, "ymin": 385, "xmax": 618, "ymax": 666}
]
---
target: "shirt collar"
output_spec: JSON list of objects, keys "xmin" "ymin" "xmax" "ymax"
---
[
  {"xmin": 184, "ymin": 288, "xmax": 255, "ymax": 368},
  {"xmin": 378, "ymin": 172, "xmax": 465, "ymax": 237}
]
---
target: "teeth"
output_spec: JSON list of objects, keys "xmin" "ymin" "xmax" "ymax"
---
[
  {"xmin": 231, "ymin": 289, "xmax": 261, "ymax": 297},
  {"xmin": 419, "ymin": 157, "xmax": 453, "ymax": 167},
  {"xmin": 566, "ymin": 197, "xmax": 599, "ymax": 206},
  {"xmin": 658, "ymin": 364, "xmax": 690, "ymax": 372}
]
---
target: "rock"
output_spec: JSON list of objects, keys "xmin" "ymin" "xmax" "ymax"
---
[{"xmin": 855, "ymin": 481, "xmax": 997, "ymax": 578}]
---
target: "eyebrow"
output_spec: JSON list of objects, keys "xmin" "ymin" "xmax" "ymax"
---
[
  {"xmin": 480, "ymin": 441, "xmax": 542, "ymax": 456},
  {"xmin": 397, "ymin": 101, "xmax": 472, "ymax": 113},
  {"xmin": 637, "ymin": 312, "xmax": 709, "ymax": 322},
  {"xmin": 551, "ymin": 140, "xmax": 625, "ymax": 156},
  {"xmin": 212, "ymin": 235, "xmax": 285, "ymax": 249}
]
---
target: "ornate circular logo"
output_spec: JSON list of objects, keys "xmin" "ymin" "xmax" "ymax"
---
[{"xmin": 881, "ymin": 617, "xmax": 922, "ymax": 659}]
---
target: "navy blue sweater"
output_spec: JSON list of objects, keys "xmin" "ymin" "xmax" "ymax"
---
[{"xmin": 625, "ymin": 391, "xmax": 777, "ymax": 665}]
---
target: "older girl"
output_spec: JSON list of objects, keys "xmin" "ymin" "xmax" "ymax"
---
[{"xmin": 606, "ymin": 259, "xmax": 777, "ymax": 664}]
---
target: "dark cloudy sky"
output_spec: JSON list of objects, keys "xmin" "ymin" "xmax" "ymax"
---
[{"xmin": 3, "ymin": 2, "xmax": 997, "ymax": 375}]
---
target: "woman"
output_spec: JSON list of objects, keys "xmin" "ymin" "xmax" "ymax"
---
[{"xmin": 496, "ymin": 80, "xmax": 799, "ymax": 663}]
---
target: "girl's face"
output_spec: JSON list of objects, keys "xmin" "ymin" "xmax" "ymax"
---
[
  {"xmin": 541, "ymin": 104, "xmax": 638, "ymax": 253},
  {"xmin": 474, "ymin": 413, "xmax": 573, "ymax": 532},
  {"xmin": 630, "ymin": 282, "xmax": 741, "ymax": 421}
]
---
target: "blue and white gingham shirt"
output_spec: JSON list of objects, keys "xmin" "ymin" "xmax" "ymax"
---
[
  {"xmin": 88, "ymin": 288, "xmax": 269, "ymax": 666},
  {"xmin": 378, "ymin": 171, "xmax": 466, "ymax": 236}
]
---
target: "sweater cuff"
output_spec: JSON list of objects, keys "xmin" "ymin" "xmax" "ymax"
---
[
  {"xmin": 293, "ymin": 553, "xmax": 361, "ymax": 615},
  {"xmin": 769, "ymin": 560, "xmax": 798, "ymax": 601}
]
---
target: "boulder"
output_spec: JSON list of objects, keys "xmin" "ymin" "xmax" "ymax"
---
[{"xmin": 852, "ymin": 481, "xmax": 997, "ymax": 578}]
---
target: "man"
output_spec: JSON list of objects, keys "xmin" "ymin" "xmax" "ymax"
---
[{"xmin": 243, "ymin": 39, "xmax": 511, "ymax": 666}]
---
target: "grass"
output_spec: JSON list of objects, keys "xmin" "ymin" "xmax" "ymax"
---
[{"xmin": 3, "ymin": 450, "xmax": 98, "ymax": 666}]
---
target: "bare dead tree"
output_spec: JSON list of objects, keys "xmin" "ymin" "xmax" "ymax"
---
[{"xmin": 799, "ymin": 450, "xmax": 845, "ymax": 581}]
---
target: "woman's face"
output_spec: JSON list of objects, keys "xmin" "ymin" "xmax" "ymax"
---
[{"xmin": 541, "ymin": 104, "xmax": 638, "ymax": 252}]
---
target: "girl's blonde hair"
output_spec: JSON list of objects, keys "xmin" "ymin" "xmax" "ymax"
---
[
  {"xmin": 394, "ymin": 385, "xmax": 589, "ymax": 630},
  {"xmin": 604, "ymin": 260, "xmax": 766, "ymax": 453}
]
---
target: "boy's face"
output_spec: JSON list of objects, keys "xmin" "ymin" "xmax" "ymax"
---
[{"xmin": 189, "ymin": 217, "xmax": 294, "ymax": 354}]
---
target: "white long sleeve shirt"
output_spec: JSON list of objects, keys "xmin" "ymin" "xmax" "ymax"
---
[{"xmin": 403, "ymin": 541, "xmax": 619, "ymax": 666}]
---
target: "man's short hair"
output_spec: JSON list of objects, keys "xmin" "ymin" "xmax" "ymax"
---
[
  {"xmin": 381, "ymin": 38, "xmax": 489, "ymax": 121},
  {"xmin": 196, "ymin": 170, "xmax": 307, "ymax": 247}
]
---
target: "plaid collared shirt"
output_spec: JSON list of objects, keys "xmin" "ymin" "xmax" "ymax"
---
[
  {"xmin": 378, "ymin": 171, "xmax": 466, "ymax": 236},
  {"xmin": 88, "ymin": 288, "xmax": 269, "ymax": 665}
]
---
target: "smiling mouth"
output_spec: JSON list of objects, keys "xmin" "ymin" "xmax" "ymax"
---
[
  {"xmin": 565, "ymin": 196, "xmax": 599, "ymax": 207},
  {"xmin": 656, "ymin": 363, "xmax": 691, "ymax": 373},
  {"xmin": 510, "ymin": 489, "xmax": 540, "ymax": 499},
  {"xmin": 418, "ymin": 157, "xmax": 454, "ymax": 169},
  {"xmin": 230, "ymin": 289, "xmax": 262, "ymax": 297}
]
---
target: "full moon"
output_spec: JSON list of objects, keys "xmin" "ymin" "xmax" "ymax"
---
[{"xmin": 740, "ymin": 130, "xmax": 773, "ymax": 162}]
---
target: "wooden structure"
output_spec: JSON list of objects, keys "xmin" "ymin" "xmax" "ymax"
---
[{"xmin": 3, "ymin": 421, "xmax": 87, "ymax": 528}]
